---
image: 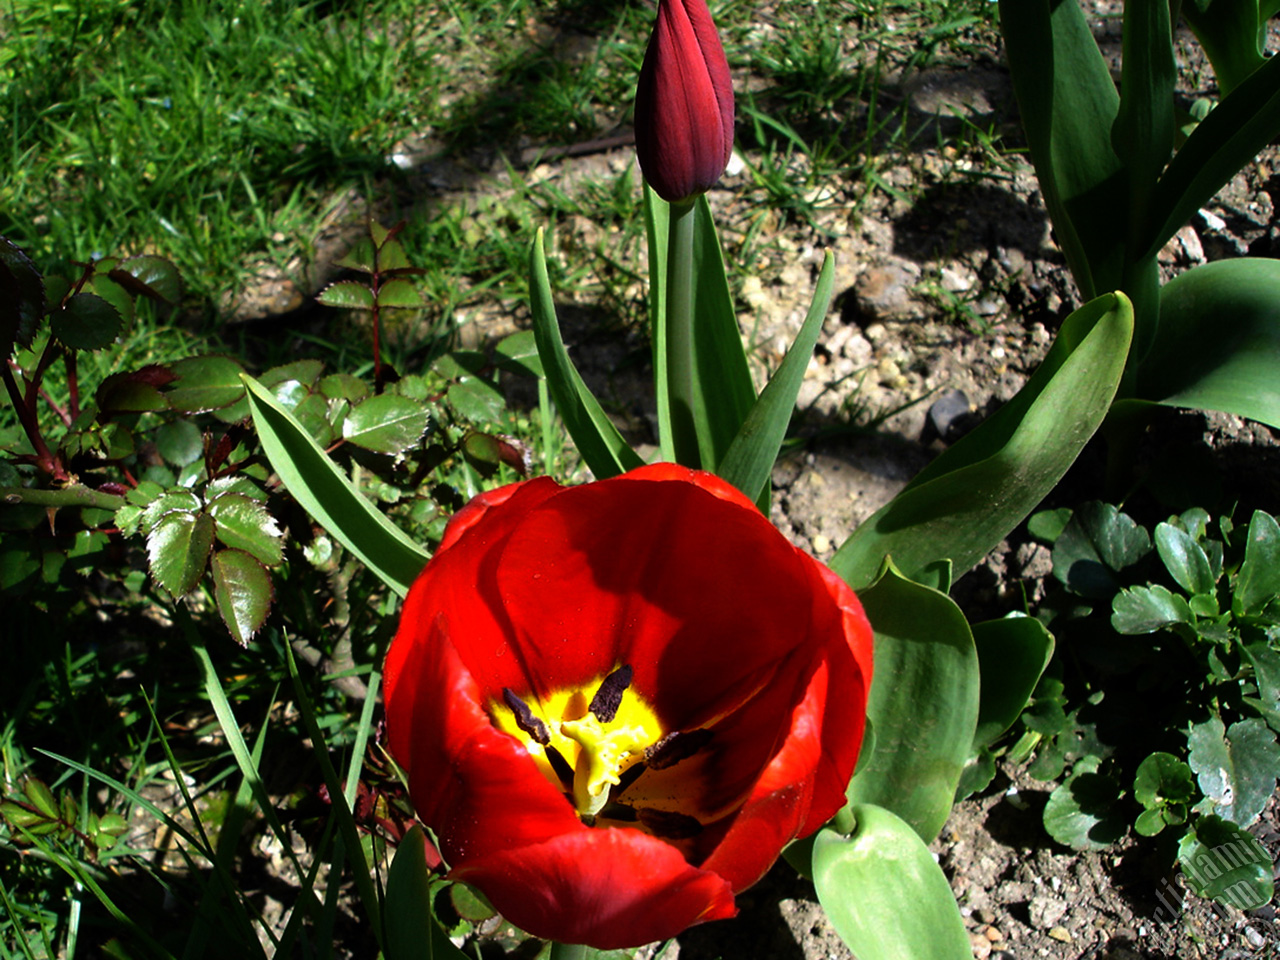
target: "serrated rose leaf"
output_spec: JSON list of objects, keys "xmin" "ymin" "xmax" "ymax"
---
[
  {"xmin": 208, "ymin": 493, "xmax": 284, "ymax": 565},
  {"xmin": 166, "ymin": 356, "xmax": 246, "ymax": 413},
  {"xmin": 110, "ymin": 255, "xmax": 181, "ymax": 303},
  {"xmin": 148, "ymin": 511, "xmax": 214, "ymax": 596},
  {"xmin": 318, "ymin": 281, "xmax": 375, "ymax": 310},
  {"xmin": 342, "ymin": 394, "xmax": 429, "ymax": 455},
  {"xmin": 142, "ymin": 489, "xmax": 201, "ymax": 529},
  {"xmin": 0, "ymin": 238, "xmax": 45, "ymax": 354},
  {"xmin": 51, "ymin": 292, "xmax": 123, "ymax": 351},
  {"xmin": 96, "ymin": 372, "xmax": 170, "ymax": 414},
  {"xmin": 211, "ymin": 549, "xmax": 273, "ymax": 645},
  {"xmin": 375, "ymin": 277, "xmax": 424, "ymax": 308}
]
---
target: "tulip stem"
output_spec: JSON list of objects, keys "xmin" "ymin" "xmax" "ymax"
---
[
  {"xmin": 665, "ymin": 198, "xmax": 700, "ymax": 468},
  {"xmin": 548, "ymin": 942, "xmax": 590, "ymax": 960}
]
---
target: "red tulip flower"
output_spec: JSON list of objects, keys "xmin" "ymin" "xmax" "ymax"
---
[
  {"xmin": 383, "ymin": 464, "xmax": 872, "ymax": 949},
  {"xmin": 634, "ymin": 0, "xmax": 735, "ymax": 203}
]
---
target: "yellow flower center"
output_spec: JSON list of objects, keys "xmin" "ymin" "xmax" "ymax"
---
[{"xmin": 491, "ymin": 665, "xmax": 666, "ymax": 821}]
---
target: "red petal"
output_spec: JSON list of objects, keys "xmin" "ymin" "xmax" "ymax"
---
[{"xmin": 451, "ymin": 827, "xmax": 736, "ymax": 949}]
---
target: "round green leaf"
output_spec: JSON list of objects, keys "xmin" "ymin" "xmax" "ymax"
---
[
  {"xmin": 166, "ymin": 356, "xmax": 246, "ymax": 413},
  {"xmin": 1043, "ymin": 757, "xmax": 1127, "ymax": 851},
  {"xmin": 147, "ymin": 510, "xmax": 214, "ymax": 596},
  {"xmin": 1178, "ymin": 815, "xmax": 1274, "ymax": 909},
  {"xmin": 1154, "ymin": 522, "xmax": 1215, "ymax": 596},
  {"xmin": 51, "ymin": 292, "xmax": 123, "ymax": 351},
  {"xmin": 1134, "ymin": 752, "xmax": 1195, "ymax": 808},
  {"xmin": 208, "ymin": 493, "xmax": 284, "ymax": 566},
  {"xmin": 343, "ymin": 394, "xmax": 430, "ymax": 456},
  {"xmin": 155, "ymin": 419, "xmax": 204, "ymax": 467},
  {"xmin": 210, "ymin": 549, "xmax": 273, "ymax": 645}
]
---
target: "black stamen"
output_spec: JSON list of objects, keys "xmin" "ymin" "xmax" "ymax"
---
[
  {"xmin": 613, "ymin": 761, "xmax": 647, "ymax": 796},
  {"xmin": 588, "ymin": 664, "xmax": 633, "ymax": 723},
  {"xmin": 545, "ymin": 745, "xmax": 575, "ymax": 786},
  {"xmin": 645, "ymin": 728, "xmax": 713, "ymax": 770},
  {"xmin": 638, "ymin": 808, "xmax": 703, "ymax": 839},
  {"xmin": 598, "ymin": 801, "xmax": 638, "ymax": 822},
  {"xmin": 503, "ymin": 688, "xmax": 550, "ymax": 745}
]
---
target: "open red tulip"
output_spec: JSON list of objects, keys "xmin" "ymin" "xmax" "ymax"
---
[
  {"xmin": 383, "ymin": 463, "xmax": 873, "ymax": 949},
  {"xmin": 634, "ymin": 0, "xmax": 735, "ymax": 203}
]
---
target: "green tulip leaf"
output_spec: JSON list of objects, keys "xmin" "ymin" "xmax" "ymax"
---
[
  {"xmin": 529, "ymin": 229, "xmax": 644, "ymax": 480},
  {"xmin": 1043, "ymin": 756, "xmax": 1127, "ymax": 851},
  {"xmin": 1180, "ymin": 0, "xmax": 1267, "ymax": 94},
  {"xmin": 812, "ymin": 808, "xmax": 972, "ymax": 960},
  {"xmin": 1138, "ymin": 258, "xmax": 1280, "ymax": 428},
  {"xmin": 166, "ymin": 355, "xmax": 247, "ymax": 413},
  {"xmin": 148, "ymin": 509, "xmax": 214, "ymax": 597},
  {"xmin": 971, "ymin": 615, "xmax": 1055, "ymax": 751},
  {"xmin": 242, "ymin": 373, "xmax": 428, "ymax": 597},
  {"xmin": 846, "ymin": 562, "xmax": 979, "ymax": 841},
  {"xmin": 1178, "ymin": 815, "xmax": 1274, "ymax": 910},
  {"xmin": 384, "ymin": 826, "xmax": 468, "ymax": 960},
  {"xmin": 718, "ymin": 250, "xmax": 835, "ymax": 509},
  {"xmin": 343, "ymin": 394, "xmax": 431, "ymax": 456},
  {"xmin": 1187, "ymin": 714, "xmax": 1280, "ymax": 827},
  {"xmin": 1238, "ymin": 510, "xmax": 1280, "ymax": 615},
  {"xmin": 831, "ymin": 292, "xmax": 1133, "ymax": 590},
  {"xmin": 210, "ymin": 548, "xmax": 273, "ymax": 646},
  {"xmin": 1112, "ymin": 0, "xmax": 1175, "ymax": 215}
]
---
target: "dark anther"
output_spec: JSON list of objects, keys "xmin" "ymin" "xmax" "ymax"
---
[
  {"xmin": 645, "ymin": 728, "xmax": 713, "ymax": 770},
  {"xmin": 638, "ymin": 807, "xmax": 703, "ymax": 839},
  {"xmin": 503, "ymin": 688, "xmax": 550, "ymax": 745},
  {"xmin": 598, "ymin": 801, "xmax": 638, "ymax": 822},
  {"xmin": 545, "ymin": 745, "xmax": 575, "ymax": 787},
  {"xmin": 588, "ymin": 664, "xmax": 633, "ymax": 723},
  {"xmin": 613, "ymin": 761, "xmax": 647, "ymax": 796}
]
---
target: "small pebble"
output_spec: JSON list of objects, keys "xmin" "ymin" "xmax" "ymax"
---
[{"xmin": 1047, "ymin": 926, "xmax": 1072, "ymax": 942}]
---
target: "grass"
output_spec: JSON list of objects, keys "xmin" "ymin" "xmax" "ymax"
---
[{"xmin": 0, "ymin": 0, "xmax": 1009, "ymax": 954}]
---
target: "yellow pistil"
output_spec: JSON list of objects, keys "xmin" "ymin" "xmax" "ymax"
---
[
  {"xmin": 491, "ymin": 665, "xmax": 665, "ymax": 821},
  {"xmin": 560, "ymin": 714, "xmax": 650, "ymax": 817}
]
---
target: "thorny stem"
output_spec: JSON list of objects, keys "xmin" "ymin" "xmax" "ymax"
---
[
  {"xmin": 290, "ymin": 557, "xmax": 368, "ymax": 700},
  {"xmin": 2, "ymin": 359, "xmax": 62, "ymax": 479},
  {"xmin": 66, "ymin": 351, "xmax": 80, "ymax": 421},
  {"xmin": 0, "ymin": 485, "xmax": 126, "ymax": 510},
  {"xmin": 370, "ymin": 290, "xmax": 384, "ymax": 393}
]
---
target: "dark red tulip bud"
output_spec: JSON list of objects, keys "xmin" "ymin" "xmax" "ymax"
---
[{"xmin": 634, "ymin": 0, "xmax": 735, "ymax": 203}]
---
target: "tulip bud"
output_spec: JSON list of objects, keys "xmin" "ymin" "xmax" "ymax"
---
[{"xmin": 634, "ymin": 0, "xmax": 735, "ymax": 203}]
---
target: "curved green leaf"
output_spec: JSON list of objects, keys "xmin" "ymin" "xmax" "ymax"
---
[
  {"xmin": 1180, "ymin": 0, "xmax": 1267, "ymax": 96},
  {"xmin": 718, "ymin": 251, "xmax": 835, "ymax": 509},
  {"xmin": 242, "ymin": 373, "xmax": 428, "ymax": 597},
  {"xmin": 831, "ymin": 293, "xmax": 1133, "ymax": 589},
  {"xmin": 1137, "ymin": 258, "xmax": 1280, "ymax": 428},
  {"xmin": 385, "ymin": 826, "xmax": 468, "ymax": 960},
  {"xmin": 971, "ymin": 615, "xmax": 1054, "ymax": 751},
  {"xmin": 846, "ymin": 562, "xmax": 979, "ymax": 841},
  {"xmin": 528, "ymin": 228, "xmax": 644, "ymax": 480},
  {"xmin": 812, "ymin": 808, "xmax": 972, "ymax": 960}
]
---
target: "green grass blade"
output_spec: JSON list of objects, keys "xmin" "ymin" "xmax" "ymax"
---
[
  {"xmin": 528, "ymin": 228, "xmax": 645, "ymax": 479},
  {"xmin": 284, "ymin": 641, "xmax": 384, "ymax": 949},
  {"xmin": 830, "ymin": 292, "xmax": 1133, "ymax": 589},
  {"xmin": 241, "ymin": 373, "xmax": 428, "ymax": 597},
  {"xmin": 718, "ymin": 250, "xmax": 835, "ymax": 508}
]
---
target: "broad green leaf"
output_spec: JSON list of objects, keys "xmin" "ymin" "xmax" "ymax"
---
[
  {"xmin": 718, "ymin": 250, "xmax": 835, "ymax": 508},
  {"xmin": 167, "ymin": 356, "xmax": 247, "ymax": 413},
  {"xmin": 528, "ymin": 229, "xmax": 644, "ymax": 480},
  {"xmin": 846, "ymin": 563, "xmax": 979, "ymax": 841},
  {"xmin": 1238, "ymin": 510, "xmax": 1280, "ymax": 614},
  {"xmin": 384, "ymin": 827, "xmax": 468, "ymax": 960},
  {"xmin": 376, "ymin": 278, "xmax": 424, "ymax": 308},
  {"xmin": 812, "ymin": 809, "xmax": 972, "ymax": 960},
  {"xmin": 0, "ymin": 237, "xmax": 44, "ymax": 354},
  {"xmin": 1187, "ymin": 715, "xmax": 1280, "ymax": 826},
  {"xmin": 318, "ymin": 281, "xmax": 374, "ymax": 310},
  {"xmin": 242, "ymin": 374, "xmax": 427, "ymax": 596},
  {"xmin": 831, "ymin": 293, "xmax": 1133, "ymax": 589},
  {"xmin": 1053, "ymin": 501, "xmax": 1152, "ymax": 599},
  {"xmin": 1143, "ymin": 54, "xmax": 1280, "ymax": 258},
  {"xmin": 51, "ymin": 292, "xmax": 123, "ymax": 351},
  {"xmin": 971, "ymin": 615, "xmax": 1054, "ymax": 751},
  {"xmin": 148, "ymin": 510, "xmax": 214, "ymax": 596},
  {"xmin": 1178, "ymin": 815, "xmax": 1274, "ymax": 909},
  {"xmin": 999, "ymin": 0, "xmax": 1126, "ymax": 298},
  {"xmin": 1111, "ymin": 583, "xmax": 1194, "ymax": 634},
  {"xmin": 343, "ymin": 394, "xmax": 430, "ymax": 456},
  {"xmin": 1154, "ymin": 522, "xmax": 1215, "ymax": 596},
  {"xmin": 155, "ymin": 419, "xmax": 204, "ymax": 468},
  {"xmin": 112, "ymin": 255, "xmax": 181, "ymax": 304},
  {"xmin": 1138, "ymin": 259, "xmax": 1280, "ymax": 428},
  {"xmin": 1043, "ymin": 756, "xmax": 1127, "ymax": 850},
  {"xmin": 208, "ymin": 493, "xmax": 284, "ymax": 565},
  {"xmin": 210, "ymin": 549, "xmax": 273, "ymax": 645}
]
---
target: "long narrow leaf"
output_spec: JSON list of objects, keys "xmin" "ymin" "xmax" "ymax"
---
[
  {"xmin": 830, "ymin": 292, "xmax": 1133, "ymax": 589},
  {"xmin": 528, "ymin": 228, "xmax": 645, "ymax": 479},
  {"xmin": 644, "ymin": 185, "xmax": 675, "ymax": 462},
  {"xmin": 242, "ymin": 374, "xmax": 427, "ymax": 596},
  {"xmin": 718, "ymin": 251, "xmax": 836, "ymax": 507},
  {"xmin": 1141, "ymin": 53, "xmax": 1280, "ymax": 259}
]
